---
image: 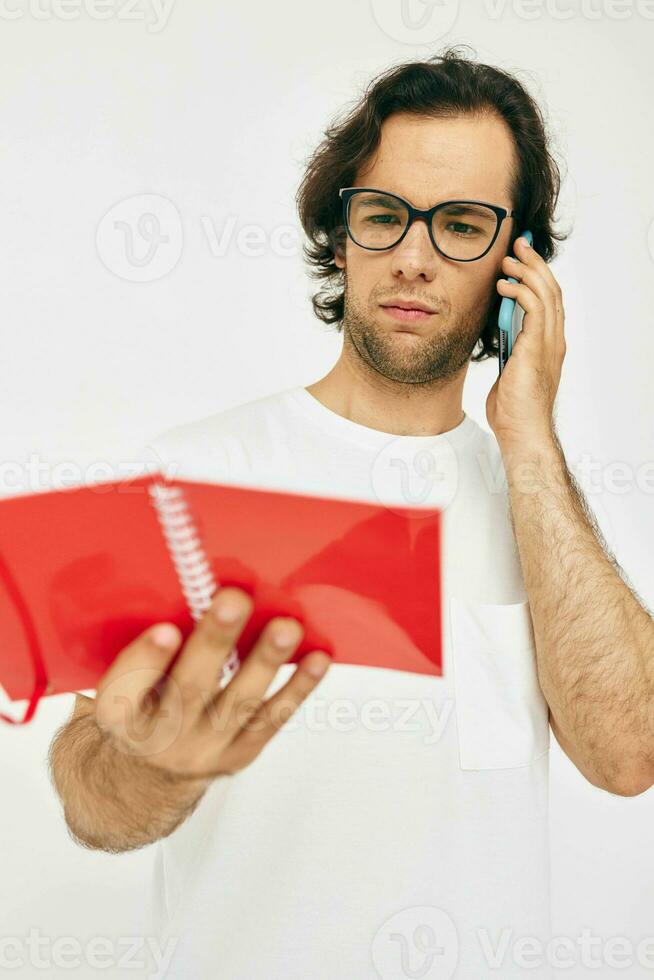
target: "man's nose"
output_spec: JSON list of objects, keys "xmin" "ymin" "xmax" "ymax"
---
[{"xmin": 389, "ymin": 217, "xmax": 440, "ymax": 279}]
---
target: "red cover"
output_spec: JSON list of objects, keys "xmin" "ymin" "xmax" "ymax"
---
[{"xmin": 0, "ymin": 473, "xmax": 442, "ymax": 724}]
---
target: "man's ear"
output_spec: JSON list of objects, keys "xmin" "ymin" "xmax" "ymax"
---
[{"xmin": 331, "ymin": 226, "xmax": 346, "ymax": 270}]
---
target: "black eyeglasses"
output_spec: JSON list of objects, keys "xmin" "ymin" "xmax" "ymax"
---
[{"xmin": 339, "ymin": 187, "xmax": 517, "ymax": 262}]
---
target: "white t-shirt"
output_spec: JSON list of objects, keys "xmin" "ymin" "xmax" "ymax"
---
[{"xmin": 142, "ymin": 385, "xmax": 553, "ymax": 980}]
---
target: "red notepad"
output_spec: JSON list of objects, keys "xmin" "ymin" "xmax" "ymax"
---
[{"xmin": 0, "ymin": 472, "xmax": 442, "ymax": 724}]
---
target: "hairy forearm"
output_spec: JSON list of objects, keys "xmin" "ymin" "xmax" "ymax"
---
[
  {"xmin": 48, "ymin": 708, "xmax": 213, "ymax": 853},
  {"xmin": 502, "ymin": 432, "xmax": 654, "ymax": 794}
]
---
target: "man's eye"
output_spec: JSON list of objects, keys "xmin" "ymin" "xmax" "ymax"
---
[
  {"xmin": 446, "ymin": 222, "xmax": 479, "ymax": 236},
  {"xmin": 366, "ymin": 213, "xmax": 400, "ymax": 224}
]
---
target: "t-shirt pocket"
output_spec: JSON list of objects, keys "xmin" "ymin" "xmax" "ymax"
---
[{"xmin": 449, "ymin": 596, "xmax": 550, "ymax": 770}]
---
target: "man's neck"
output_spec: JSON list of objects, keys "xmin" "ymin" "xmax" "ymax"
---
[{"xmin": 305, "ymin": 357, "xmax": 466, "ymax": 438}]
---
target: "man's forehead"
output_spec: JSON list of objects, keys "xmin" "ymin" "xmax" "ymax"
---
[{"xmin": 358, "ymin": 113, "xmax": 515, "ymax": 206}]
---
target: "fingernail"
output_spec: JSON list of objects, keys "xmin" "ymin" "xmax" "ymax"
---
[
  {"xmin": 303, "ymin": 652, "xmax": 331, "ymax": 677},
  {"xmin": 213, "ymin": 593, "xmax": 245, "ymax": 623},
  {"xmin": 520, "ymin": 236, "xmax": 531, "ymax": 247},
  {"xmin": 150, "ymin": 623, "xmax": 180, "ymax": 650},
  {"xmin": 273, "ymin": 623, "xmax": 300, "ymax": 648}
]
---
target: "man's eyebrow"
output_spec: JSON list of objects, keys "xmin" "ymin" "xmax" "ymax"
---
[
  {"xmin": 356, "ymin": 193, "xmax": 406, "ymax": 209},
  {"xmin": 357, "ymin": 194, "xmax": 496, "ymax": 217},
  {"xmin": 439, "ymin": 202, "xmax": 496, "ymax": 217}
]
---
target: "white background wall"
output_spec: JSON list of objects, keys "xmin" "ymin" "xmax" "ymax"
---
[{"xmin": 0, "ymin": 1, "xmax": 653, "ymax": 977}]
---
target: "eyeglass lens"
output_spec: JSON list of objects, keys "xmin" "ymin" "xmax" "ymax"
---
[{"xmin": 347, "ymin": 191, "xmax": 499, "ymax": 260}]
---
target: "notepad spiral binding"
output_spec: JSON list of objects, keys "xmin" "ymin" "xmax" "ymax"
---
[{"xmin": 148, "ymin": 482, "xmax": 241, "ymax": 688}]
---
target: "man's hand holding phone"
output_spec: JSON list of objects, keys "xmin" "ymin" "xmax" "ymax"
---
[{"xmin": 487, "ymin": 231, "xmax": 567, "ymax": 454}]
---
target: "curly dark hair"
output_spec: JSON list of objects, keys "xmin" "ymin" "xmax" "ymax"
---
[{"xmin": 295, "ymin": 44, "xmax": 569, "ymax": 361}]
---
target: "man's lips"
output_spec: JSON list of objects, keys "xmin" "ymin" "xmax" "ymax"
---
[{"xmin": 380, "ymin": 304, "xmax": 437, "ymax": 323}]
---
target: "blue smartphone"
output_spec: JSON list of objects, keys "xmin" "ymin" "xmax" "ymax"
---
[{"xmin": 498, "ymin": 229, "xmax": 533, "ymax": 375}]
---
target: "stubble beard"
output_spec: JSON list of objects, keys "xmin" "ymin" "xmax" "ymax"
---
[{"xmin": 341, "ymin": 274, "xmax": 494, "ymax": 388}]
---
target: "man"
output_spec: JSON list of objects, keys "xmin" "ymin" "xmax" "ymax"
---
[{"xmin": 49, "ymin": 48, "xmax": 654, "ymax": 979}]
